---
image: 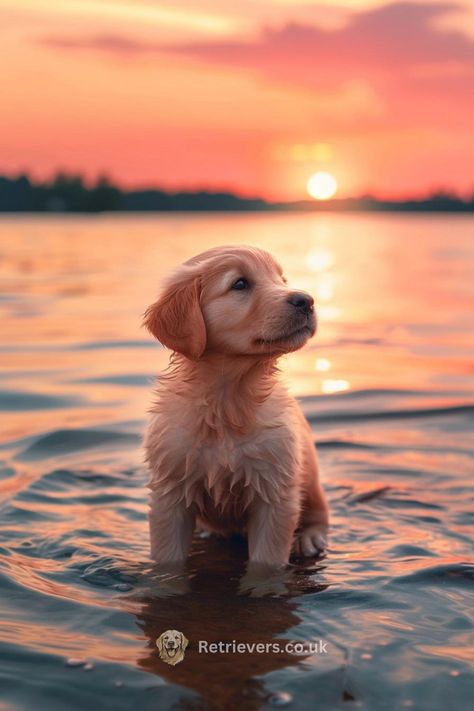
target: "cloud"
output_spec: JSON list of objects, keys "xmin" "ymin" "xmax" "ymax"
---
[
  {"xmin": 38, "ymin": 2, "xmax": 474, "ymax": 131},
  {"xmin": 159, "ymin": 2, "xmax": 474, "ymax": 86},
  {"xmin": 39, "ymin": 3, "xmax": 474, "ymax": 91},
  {"xmin": 39, "ymin": 33, "xmax": 161, "ymax": 55}
]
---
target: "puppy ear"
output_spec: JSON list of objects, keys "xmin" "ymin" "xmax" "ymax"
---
[
  {"xmin": 144, "ymin": 266, "xmax": 206, "ymax": 360},
  {"xmin": 180, "ymin": 633, "xmax": 189, "ymax": 651},
  {"xmin": 156, "ymin": 634, "xmax": 164, "ymax": 653}
]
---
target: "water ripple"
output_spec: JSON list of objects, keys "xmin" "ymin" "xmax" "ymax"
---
[
  {"xmin": 1, "ymin": 215, "xmax": 473, "ymax": 711},
  {"xmin": 16, "ymin": 429, "xmax": 141, "ymax": 460}
]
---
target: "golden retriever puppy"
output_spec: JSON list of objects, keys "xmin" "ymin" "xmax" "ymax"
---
[
  {"xmin": 156, "ymin": 629, "xmax": 188, "ymax": 666},
  {"xmin": 144, "ymin": 246, "xmax": 328, "ymax": 575}
]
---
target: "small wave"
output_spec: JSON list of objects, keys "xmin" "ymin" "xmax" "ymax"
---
[
  {"xmin": 0, "ymin": 464, "xmax": 15, "ymax": 478},
  {"xmin": 16, "ymin": 429, "xmax": 140, "ymax": 461},
  {"xmin": 308, "ymin": 403, "xmax": 474, "ymax": 424},
  {"xmin": 349, "ymin": 486, "xmax": 392, "ymax": 504},
  {"xmin": 316, "ymin": 439, "xmax": 379, "ymax": 450},
  {"xmin": 386, "ymin": 544, "xmax": 436, "ymax": 558},
  {"xmin": 382, "ymin": 496, "xmax": 443, "ymax": 511},
  {"xmin": 73, "ymin": 556, "xmax": 140, "ymax": 589},
  {"xmin": 28, "ymin": 468, "xmax": 141, "ymax": 491},
  {"xmin": 0, "ymin": 339, "xmax": 159, "ymax": 353},
  {"xmin": 305, "ymin": 388, "xmax": 439, "ymax": 401},
  {"xmin": 0, "ymin": 389, "xmax": 83, "ymax": 412},
  {"xmin": 389, "ymin": 563, "xmax": 474, "ymax": 586},
  {"xmin": 302, "ymin": 387, "xmax": 467, "ymax": 405},
  {"xmin": 73, "ymin": 374, "xmax": 154, "ymax": 387},
  {"xmin": 75, "ymin": 339, "xmax": 158, "ymax": 351}
]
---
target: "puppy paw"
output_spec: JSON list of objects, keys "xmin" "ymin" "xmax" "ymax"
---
[{"xmin": 293, "ymin": 525, "xmax": 328, "ymax": 557}]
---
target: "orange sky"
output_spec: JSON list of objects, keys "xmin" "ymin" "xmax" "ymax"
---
[{"xmin": 1, "ymin": 0, "xmax": 473, "ymax": 199}]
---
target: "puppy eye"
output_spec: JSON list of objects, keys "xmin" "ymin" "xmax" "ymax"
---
[{"xmin": 231, "ymin": 277, "xmax": 250, "ymax": 291}]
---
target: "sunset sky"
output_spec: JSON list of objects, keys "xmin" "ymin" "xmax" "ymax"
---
[{"xmin": 1, "ymin": 0, "xmax": 473, "ymax": 199}]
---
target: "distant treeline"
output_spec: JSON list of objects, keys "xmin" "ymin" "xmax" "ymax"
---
[{"xmin": 0, "ymin": 173, "xmax": 473, "ymax": 213}]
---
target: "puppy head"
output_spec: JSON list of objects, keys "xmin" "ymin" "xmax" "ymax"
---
[
  {"xmin": 156, "ymin": 629, "xmax": 188, "ymax": 658},
  {"xmin": 144, "ymin": 246, "xmax": 316, "ymax": 359}
]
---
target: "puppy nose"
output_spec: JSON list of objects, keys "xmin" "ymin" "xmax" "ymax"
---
[{"xmin": 287, "ymin": 291, "xmax": 314, "ymax": 313}]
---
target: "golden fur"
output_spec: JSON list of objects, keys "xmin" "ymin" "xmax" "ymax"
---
[{"xmin": 143, "ymin": 246, "xmax": 328, "ymax": 573}]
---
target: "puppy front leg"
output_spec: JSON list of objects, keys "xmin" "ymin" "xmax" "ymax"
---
[
  {"xmin": 294, "ymin": 434, "xmax": 329, "ymax": 557},
  {"xmin": 247, "ymin": 497, "xmax": 298, "ymax": 567},
  {"xmin": 239, "ymin": 496, "xmax": 299, "ymax": 596},
  {"xmin": 295, "ymin": 488, "xmax": 328, "ymax": 557},
  {"xmin": 149, "ymin": 491, "xmax": 195, "ymax": 564}
]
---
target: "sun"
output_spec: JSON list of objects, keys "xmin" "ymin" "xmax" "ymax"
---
[{"xmin": 307, "ymin": 172, "xmax": 338, "ymax": 200}]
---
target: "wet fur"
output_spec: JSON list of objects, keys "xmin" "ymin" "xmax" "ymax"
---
[{"xmin": 144, "ymin": 246, "xmax": 328, "ymax": 569}]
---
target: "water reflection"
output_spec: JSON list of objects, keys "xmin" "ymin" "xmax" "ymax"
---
[
  {"xmin": 133, "ymin": 538, "xmax": 329, "ymax": 710},
  {"xmin": 306, "ymin": 248, "xmax": 334, "ymax": 273},
  {"xmin": 315, "ymin": 358, "xmax": 331, "ymax": 372},
  {"xmin": 321, "ymin": 379, "xmax": 350, "ymax": 394}
]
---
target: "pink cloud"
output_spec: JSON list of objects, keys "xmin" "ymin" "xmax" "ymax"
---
[
  {"xmin": 158, "ymin": 2, "xmax": 474, "ymax": 89},
  {"xmin": 40, "ymin": 3, "xmax": 474, "ymax": 76},
  {"xmin": 39, "ymin": 33, "xmax": 159, "ymax": 54},
  {"xmin": 39, "ymin": 3, "xmax": 474, "ymax": 128}
]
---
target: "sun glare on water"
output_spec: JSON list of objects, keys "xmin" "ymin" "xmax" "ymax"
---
[{"xmin": 307, "ymin": 172, "xmax": 338, "ymax": 200}]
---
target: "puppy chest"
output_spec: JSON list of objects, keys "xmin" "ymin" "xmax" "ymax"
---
[
  {"xmin": 168, "ymin": 428, "xmax": 299, "ymax": 505},
  {"xmin": 186, "ymin": 443, "xmax": 291, "ymax": 513}
]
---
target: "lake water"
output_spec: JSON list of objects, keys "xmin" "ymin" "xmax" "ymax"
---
[{"xmin": 0, "ymin": 213, "xmax": 473, "ymax": 711}]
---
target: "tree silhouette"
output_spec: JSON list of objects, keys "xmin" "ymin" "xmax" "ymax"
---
[{"xmin": 0, "ymin": 172, "xmax": 472, "ymax": 213}]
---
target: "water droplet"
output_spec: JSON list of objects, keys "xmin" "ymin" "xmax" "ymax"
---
[
  {"xmin": 65, "ymin": 658, "xmax": 86, "ymax": 668},
  {"xmin": 449, "ymin": 670, "xmax": 460, "ymax": 677},
  {"xmin": 115, "ymin": 583, "xmax": 132, "ymax": 592},
  {"xmin": 114, "ymin": 680, "xmax": 124, "ymax": 688},
  {"xmin": 83, "ymin": 662, "xmax": 94, "ymax": 671},
  {"xmin": 360, "ymin": 653, "xmax": 372, "ymax": 660},
  {"xmin": 268, "ymin": 691, "xmax": 293, "ymax": 706}
]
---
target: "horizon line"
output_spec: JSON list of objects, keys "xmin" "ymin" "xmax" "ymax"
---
[{"xmin": 1, "ymin": 170, "xmax": 473, "ymax": 206}]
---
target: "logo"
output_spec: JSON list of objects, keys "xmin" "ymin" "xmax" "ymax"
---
[{"xmin": 156, "ymin": 630, "xmax": 189, "ymax": 666}]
